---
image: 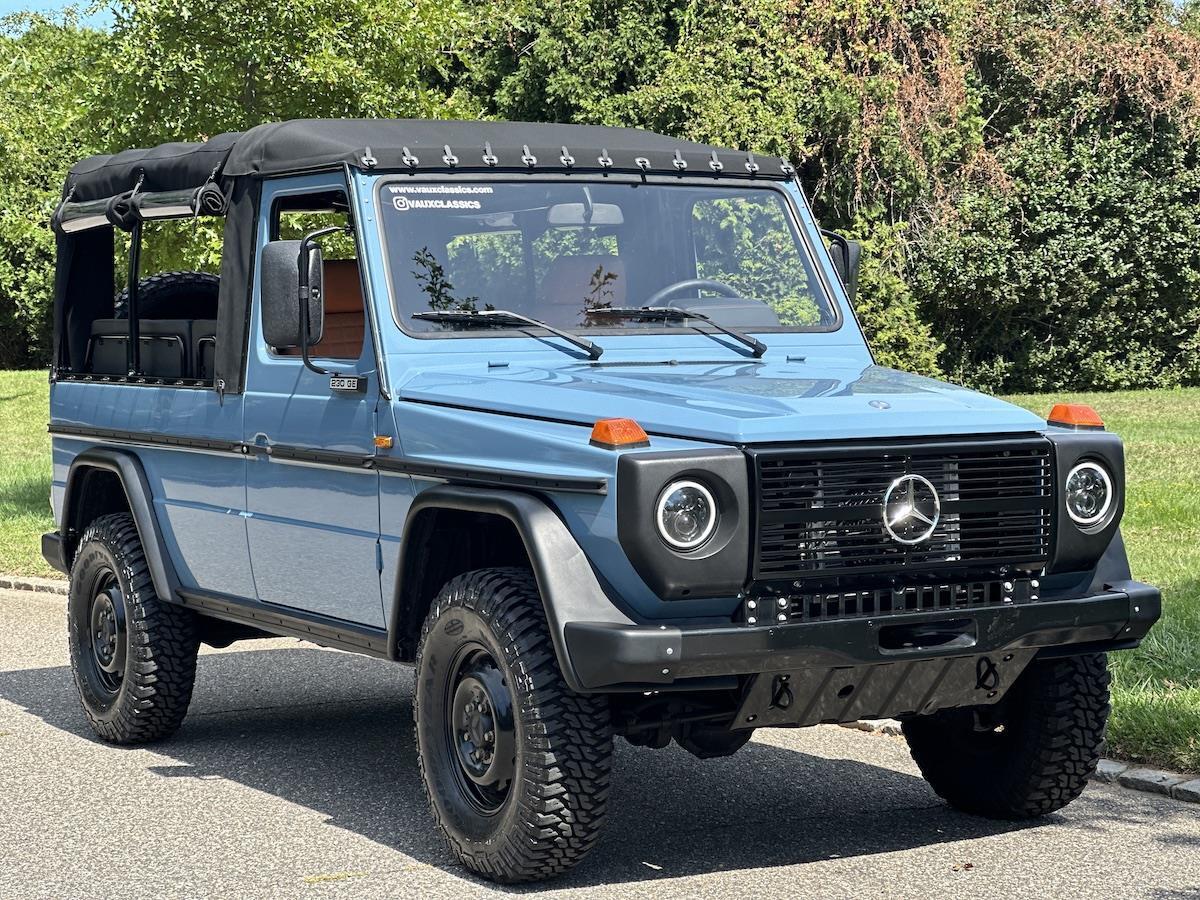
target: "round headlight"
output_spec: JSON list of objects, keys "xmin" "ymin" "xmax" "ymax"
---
[
  {"xmin": 655, "ymin": 480, "xmax": 718, "ymax": 550},
  {"xmin": 1065, "ymin": 461, "xmax": 1113, "ymax": 527}
]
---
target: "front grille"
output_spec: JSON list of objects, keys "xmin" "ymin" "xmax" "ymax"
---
[
  {"xmin": 752, "ymin": 437, "xmax": 1053, "ymax": 583},
  {"xmin": 781, "ymin": 579, "xmax": 1025, "ymax": 623}
]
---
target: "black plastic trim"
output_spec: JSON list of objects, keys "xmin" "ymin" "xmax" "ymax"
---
[
  {"xmin": 48, "ymin": 422, "xmax": 607, "ymax": 494},
  {"xmin": 391, "ymin": 485, "xmax": 636, "ymax": 691},
  {"xmin": 563, "ymin": 583, "xmax": 1160, "ymax": 689},
  {"xmin": 1044, "ymin": 429, "xmax": 1126, "ymax": 574},
  {"xmin": 177, "ymin": 588, "xmax": 390, "ymax": 657},
  {"xmin": 50, "ymin": 422, "xmax": 241, "ymax": 454},
  {"xmin": 60, "ymin": 447, "xmax": 182, "ymax": 601},
  {"xmin": 41, "ymin": 531, "xmax": 67, "ymax": 574},
  {"xmin": 616, "ymin": 449, "xmax": 750, "ymax": 599}
]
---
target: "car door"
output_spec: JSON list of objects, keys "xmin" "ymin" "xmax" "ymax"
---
[{"xmin": 242, "ymin": 174, "xmax": 384, "ymax": 627}]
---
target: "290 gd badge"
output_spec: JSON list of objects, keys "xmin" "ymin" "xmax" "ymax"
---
[{"xmin": 882, "ymin": 474, "xmax": 941, "ymax": 544}]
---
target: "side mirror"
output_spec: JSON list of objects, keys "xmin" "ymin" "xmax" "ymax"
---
[
  {"xmin": 821, "ymin": 230, "xmax": 862, "ymax": 304},
  {"xmin": 261, "ymin": 240, "xmax": 324, "ymax": 349}
]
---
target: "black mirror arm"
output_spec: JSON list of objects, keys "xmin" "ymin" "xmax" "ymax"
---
[
  {"xmin": 296, "ymin": 225, "xmax": 347, "ymax": 377},
  {"xmin": 819, "ymin": 229, "xmax": 861, "ymax": 304}
]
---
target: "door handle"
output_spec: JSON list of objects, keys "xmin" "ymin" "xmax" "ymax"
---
[{"xmin": 246, "ymin": 432, "xmax": 271, "ymax": 457}]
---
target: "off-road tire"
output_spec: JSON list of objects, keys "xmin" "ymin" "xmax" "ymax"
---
[
  {"xmin": 67, "ymin": 513, "xmax": 199, "ymax": 744},
  {"xmin": 903, "ymin": 653, "xmax": 1110, "ymax": 819},
  {"xmin": 414, "ymin": 567, "xmax": 613, "ymax": 883},
  {"xmin": 114, "ymin": 270, "xmax": 219, "ymax": 319}
]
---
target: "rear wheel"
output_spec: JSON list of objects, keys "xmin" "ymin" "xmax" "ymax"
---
[
  {"xmin": 414, "ymin": 567, "xmax": 613, "ymax": 883},
  {"xmin": 67, "ymin": 513, "xmax": 199, "ymax": 744},
  {"xmin": 903, "ymin": 653, "xmax": 1110, "ymax": 818}
]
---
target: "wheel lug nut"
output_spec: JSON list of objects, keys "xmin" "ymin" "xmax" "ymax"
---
[{"xmin": 484, "ymin": 731, "xmax": 494, "ymax": 742}]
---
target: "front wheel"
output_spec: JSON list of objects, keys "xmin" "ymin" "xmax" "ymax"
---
[
  {"xmin": 414, "ymin": 568, "xmax": 613, "ymax": 883},
  {"xmin": 903, "ymin": 653, "xmax": 1111, "ymax": 819}
]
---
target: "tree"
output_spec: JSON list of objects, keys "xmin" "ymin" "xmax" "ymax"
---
[
  {"xmin": 99, "ymin": 0, "xmax": 486, "ymax": 145},
  {"xmin": 0, "ymin": 13, "xmax": 107, "ymax": 367}
]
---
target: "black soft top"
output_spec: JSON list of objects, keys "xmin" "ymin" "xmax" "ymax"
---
[
  {"xmin": 54, "ymin": 119, "xmax": 796, "ymax": 399},
  {"xmin": 65, "ymin": 118, "xmax": 794, "ymax": 202}
]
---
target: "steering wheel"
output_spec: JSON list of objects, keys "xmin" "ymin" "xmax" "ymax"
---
[{"xmin": 643, "ymin": 278, "xmax": 741, "ymax": 308}]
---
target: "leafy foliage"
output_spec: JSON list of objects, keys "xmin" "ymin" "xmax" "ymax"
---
[
  {"xmin": 0, "ymin": 14, "xmax": 106, "ymax": 367},
  {"xmin": 1, "ymin": 0, "xmax": 1200, "ymax": 390},
  {"xmin": 458, "ymin": 0, "xmax": 1200, "ymax": 387}
]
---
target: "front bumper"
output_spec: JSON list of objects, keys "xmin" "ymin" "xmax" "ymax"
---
[{"xmin": 564, "ymin": 580, "xmax": 1161, "ymax": 691}]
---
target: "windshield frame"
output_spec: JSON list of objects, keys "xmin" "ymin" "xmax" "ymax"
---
[{"xmin": 371, "ymin": 172, "xmax": 846, "ymax": 342}]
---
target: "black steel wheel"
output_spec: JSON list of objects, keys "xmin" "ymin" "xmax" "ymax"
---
[
  {"xmin": 67, "ymin": 513, "xmax": 199, "ymax": 744},
  {"xmin": 904, "ymin": 653, "xmax": 1111, "ymax": 818},
  {"xmin": 80, "ymin": 565, "xmax": 128, "ymax": 697},
  {"xmin": 415, "ymin": 567, "xmax": 613, "ymax": 883},
  {"xmin": 445, "ymin": 645, "xmax": 517, "ymax": 814}
]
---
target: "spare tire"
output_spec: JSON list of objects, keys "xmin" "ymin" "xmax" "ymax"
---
[{"xmin": 115, "ymin": 271, "xmax": 219, "ymax": 319}]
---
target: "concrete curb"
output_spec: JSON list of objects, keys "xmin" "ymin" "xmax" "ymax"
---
[
  {"xmin": 0, "ymin": 574, "xmax": 68, "ymax": 596},
  {"xmin": 848, "ymin": 719, "xmax": 1199, "ymax": 805}
]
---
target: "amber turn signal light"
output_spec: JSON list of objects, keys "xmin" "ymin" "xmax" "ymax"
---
[
  {"xmin": 1047, "ymin": 403, "xmax": 1105, "ymax": 430},
  {"xmin": 374, "ymin": 435, "xmax": 394, "ymax": 449},
  {"xmin": 590, "ymin": 417, "xmax": 650, "ymax": 450}
]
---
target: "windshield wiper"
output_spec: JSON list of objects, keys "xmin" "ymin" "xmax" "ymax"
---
[
  {"xmin": 412, "ymin": 309, "xmax": 603, "ymax": 360},
  {"xmin": 588, "ymin": 306, "xmax": 767, "ymax": 358}
]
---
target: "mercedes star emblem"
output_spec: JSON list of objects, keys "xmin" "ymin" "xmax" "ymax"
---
[{"xmin": 882, "ymin": 474, "xmax": 941, "ymax": 544}]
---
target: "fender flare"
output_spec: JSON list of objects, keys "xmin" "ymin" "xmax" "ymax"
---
[
  {"xmin": 61, "ymin": 447, "xmax": 181, "ymax": 602},
  {"xmin": 390, "ymin": 485, "xmax": 636, "ymax": 692}
]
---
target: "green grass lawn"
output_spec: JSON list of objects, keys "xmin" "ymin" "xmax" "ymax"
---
[
  {"xmin": 1009, "ymin": 388, "xmax": 1200, "ymax": 773},
  {"xmin": 0, "ymin": 371, "xmax": 54, "ymax": 578},
  {"xmin": 1, "ymin": 370, "xmax": 1197, "ymax": 770}
]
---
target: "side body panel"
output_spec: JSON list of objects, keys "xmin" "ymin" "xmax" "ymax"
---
[{"xmin": 49, "ymin": 381, "xmax": 253, "ymax": 597}]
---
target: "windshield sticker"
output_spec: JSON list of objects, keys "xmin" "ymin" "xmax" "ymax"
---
[{"xmin": 387, "ymin": 184, "xmax": 493, "ymax": 212}]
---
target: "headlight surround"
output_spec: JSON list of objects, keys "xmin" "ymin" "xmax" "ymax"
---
[
  {"xmin": 617, "ymin": 450, "xmax": 748, "ymax": 599},
  {"xmin": 655, "ymin": 479, "xmax": 718, "ymax": 550},
  {"xmin": 1065, "ymin": 460, "xmax": 1114, "ymax": 527}
]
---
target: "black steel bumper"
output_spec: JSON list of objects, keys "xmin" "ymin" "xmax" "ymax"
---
[
  {"xmin": 563, "ymin": 580, "xmax": 1161, "ymax": 691},
  {"xmin": 41, "ymin": 531, "xmax": 67, "ymax": 574}
]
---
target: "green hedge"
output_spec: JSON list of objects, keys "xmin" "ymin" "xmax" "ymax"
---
[{"xmin": 3, "ymin": 0, "xmax": 1199, "ymax": 391}]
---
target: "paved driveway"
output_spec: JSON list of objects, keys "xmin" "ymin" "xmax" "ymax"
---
[{"xmin": 2, "ymin": 587, "xmax": 1198, "ymax": 899}]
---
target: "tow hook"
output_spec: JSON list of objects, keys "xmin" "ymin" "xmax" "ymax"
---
[{"xmin": 770, "ymin": 674, "xmax": 794, "ymax": 710}]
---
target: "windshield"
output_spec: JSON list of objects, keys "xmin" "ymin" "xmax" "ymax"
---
[{"xmin": 378, "ymin": 180, "xmax": 838, "ymax": 334}]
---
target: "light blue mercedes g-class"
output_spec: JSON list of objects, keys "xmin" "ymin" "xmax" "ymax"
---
[{"xmin": 44, "ymin": 119, "xmax": 1160, "ymax": 883}]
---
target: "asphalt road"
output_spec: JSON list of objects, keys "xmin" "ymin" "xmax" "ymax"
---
[{"xmin": 3, "ymin": 587, "xmax": 1198, "ymax": 900}]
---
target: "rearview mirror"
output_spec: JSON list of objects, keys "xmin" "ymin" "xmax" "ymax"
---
[
  {"xmin": 821, "ymin": 230, "xmax": 862, "ymax": 304},
  {"xmin": 547, "ymin": 202, "xmax": 624, "ymax": 226},
  {"xmin": 261, "ymin": 240, "xmax": 324, "ymax": 349}
]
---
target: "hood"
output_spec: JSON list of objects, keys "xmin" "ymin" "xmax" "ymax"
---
[{"xmin": 396, "ymin": 357, "xmax": 1046, "ymax": 444}]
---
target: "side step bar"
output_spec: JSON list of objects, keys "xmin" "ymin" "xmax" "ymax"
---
[{"xmin": 177, "ymin": 588, "xmax": 391, "ymax": 658}]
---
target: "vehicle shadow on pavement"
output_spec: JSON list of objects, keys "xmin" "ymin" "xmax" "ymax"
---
[{"xmin": 0, "ymin": 643, "xmax": 1091, "ymax": 890}]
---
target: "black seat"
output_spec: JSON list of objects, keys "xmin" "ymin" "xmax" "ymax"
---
[{"xmin": 87, "ymin": 319, "xmax": 192, "ymax": 379}]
